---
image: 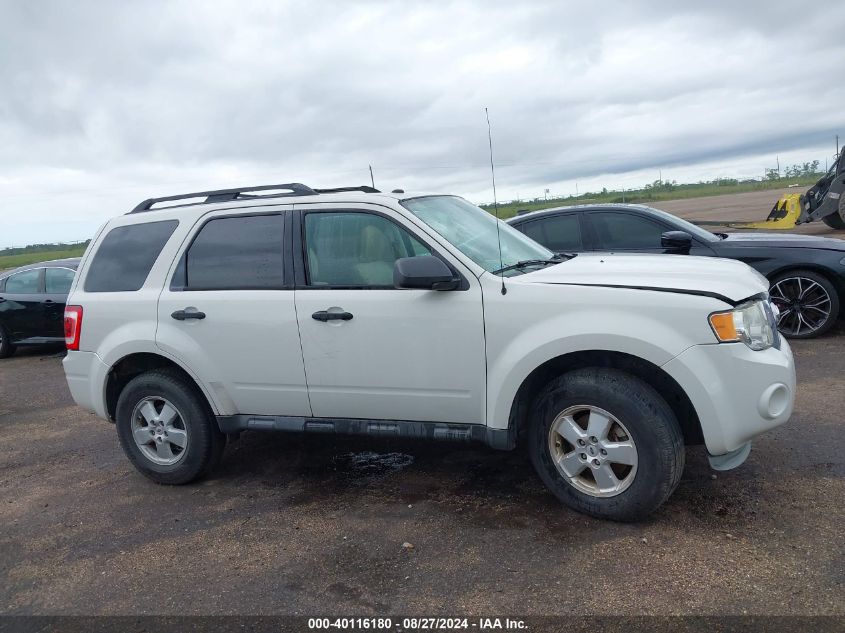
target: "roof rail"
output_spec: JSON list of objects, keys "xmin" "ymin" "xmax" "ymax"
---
[
  {"xmin": 313, "ymin": 186, "xmax": 381, "ymax": 194},
  {"xmin": 129, "ymin": 183, "xmax": 318, "ymax": 214}
]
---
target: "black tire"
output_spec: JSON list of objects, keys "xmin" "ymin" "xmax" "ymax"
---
[
  {"xmin": 115, "ymin": 369, "xmax": 225, "ymax": 484},
  {"xmin": 528, "ymin": 368, "xmax": 684, "ymax": 522},
  {"xmin": 821, "ymin": 197, "xmax": 845, "ymax": 229},
  {"xmin": 770, "ymin": 269, "xmax": 840, "ymax": 339},
  {"xmin": 0, "ymin": 323, "xmax": 15, "ymax": 359}
]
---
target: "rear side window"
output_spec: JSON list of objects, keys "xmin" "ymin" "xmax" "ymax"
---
[
  {"xmin": 518, "ymin": 214, "xmax": 583, "ymax": 252},
  {"xmin": 45, "ymin": 268, "xmax": 76, "ymax": 294},
  {"xmin": 85, "ymin": 220, "xmax": 178, "ymax": 292},
  {"xmin": 183, "ymin": 214, "xmax": 284, "ymax": 290}
]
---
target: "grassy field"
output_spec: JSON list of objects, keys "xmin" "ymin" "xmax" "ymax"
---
[
  {"xmin": 0, "ymin": 245, "xmax": 87, "ymax": 271},
  {"xmin": 482, "ymin": 175, "xmax": 819, "ymax": 219}
]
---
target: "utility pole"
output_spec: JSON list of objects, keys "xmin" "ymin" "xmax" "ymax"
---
[
  {"xmin": 776, "ymin": 156, "xmax": 780, "ymax": 176},
  {"xmin": 659, "ymin": 169, "xmax": 662, "ymax": 183},
  {"xmin": 369, "ymin": 165, "xmax": 375, "ymax": 189},
  {"xmin": 575, "ymin": 182, "xmax": 579, "ymax": 197}
]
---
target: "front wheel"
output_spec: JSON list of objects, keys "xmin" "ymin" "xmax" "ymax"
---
[
  {"xmin": 821, "ymin": 197, "xmax": 845, "ymax": 229},
  {"xmin": 115, "ymin": 369, "xmax": 225, "ymax": 484},
  {"xmin": 769, "ymin": 269, "xmax": 839, "ymax": 338},
  {"xmin": 528, "ymin": 368, "xmax": 684, "ymax": 521}
]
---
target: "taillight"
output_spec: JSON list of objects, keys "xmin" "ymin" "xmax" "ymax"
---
[{"xmin": 64, "ymin": 306, "xmax": 83, "ymax": 351}]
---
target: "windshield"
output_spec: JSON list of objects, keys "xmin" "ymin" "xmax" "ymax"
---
[
  {"xmin": 401, "ymin": 196, "xmax": 554, "ymax": 274},
  {"xmin": 640, "ymin": 206, "xmax": 721, "ymax": 242}
]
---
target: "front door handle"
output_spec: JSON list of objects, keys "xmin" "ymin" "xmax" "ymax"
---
[
  {"xmin": 312, "ymin": 310, "xmax": 353, "ymax": 322},
  {"xmin": 171, "ymin": 309, "xmax": 206, "ymax": 321}
]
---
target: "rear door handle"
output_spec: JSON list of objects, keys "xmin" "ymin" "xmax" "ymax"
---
[
  {"xmin": 171, "ymin": 309, "xmax": 206, "ymax": 321},
  {"xmin": 312, "ymin": 310, "xmax": 353, "ymax": 322}
]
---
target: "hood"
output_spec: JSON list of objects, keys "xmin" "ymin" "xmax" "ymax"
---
[
  {"xmin": 720, "ymin": 232, "xmax": 845, "ymax": 251},
  {"xmin": 520, "ymin": 253, "xmax": 768, "ymax": 304}
]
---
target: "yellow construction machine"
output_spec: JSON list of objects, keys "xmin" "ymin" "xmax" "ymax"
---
[{"xmin": 734, "ymin": 146, "xmax": 845, "ymax": 230}]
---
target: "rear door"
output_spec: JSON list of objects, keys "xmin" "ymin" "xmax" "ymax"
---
[
  {"xmin": 156, "ymin": 208, "xmax": 311, "ymax": 417},
  {"xmin": 292, "ymin": 204, "xmax": 486, "ymax": 425},
  {"xmin": 0, "ymin": 268, "xmax": 44, "ymax": 341}
]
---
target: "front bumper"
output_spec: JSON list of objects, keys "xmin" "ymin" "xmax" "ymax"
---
[
  {"xmin": 63, "ymin": 350, "xmax": 110, "ymax": 419},
  {"xmin": 662, "ymin": 339, "xmax": 795, "ymax": 462}
]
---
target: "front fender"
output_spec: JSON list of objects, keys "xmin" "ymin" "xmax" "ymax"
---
[{"xmin": 483, "ymin": 281, "xmax": 723, "ymax": 430}]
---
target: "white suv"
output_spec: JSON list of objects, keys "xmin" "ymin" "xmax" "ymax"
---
[{"xmin": 62, "ymin": 183, "xmax": 796, "ymax": 521}]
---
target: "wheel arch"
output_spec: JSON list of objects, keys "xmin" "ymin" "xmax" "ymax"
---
[
  {"xmin": 507, "ymin": 350, "xmax": 704, "ymax": 447},
  {"xmin": 105, "ymin": 352, "xmax": 216, "ymax": 422}
]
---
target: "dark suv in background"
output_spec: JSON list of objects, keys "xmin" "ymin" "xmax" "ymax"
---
[{"xmin": 0, "ymin": 258, "xmax": 80, "ymax": 358}]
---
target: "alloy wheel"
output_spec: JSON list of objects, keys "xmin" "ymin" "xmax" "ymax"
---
[
  {"xmin": 130, "ymin": 396, "xmax": 189, "ymax": 465},
  {"xmin": 548, "ymin": 405, "xmax": 638, "ymax": 498},
  {"xmin": 770, "ymin": 276, "xmax": 832, "ymax": 336}
]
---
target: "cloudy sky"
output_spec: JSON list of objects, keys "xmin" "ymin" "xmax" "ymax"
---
[{"xmin": 1, "ymin": 0, "xmax": 844, "ymax": 247}]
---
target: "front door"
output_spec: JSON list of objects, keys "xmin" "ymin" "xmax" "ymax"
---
[
  {"xmin": 0, "ymin": 268, "xmax": 44, "ymax": 341},
  {"xmin": 293, "ymin": 206, "xmax": 486, "ymax": 425},
  {"xmin": 156, "ymin": 209, "xmax": 311, "ymax": 417}
]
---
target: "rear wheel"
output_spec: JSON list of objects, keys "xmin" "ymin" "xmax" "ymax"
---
[
  {"xmin": 821, "ymin": 197, "xmax": 845, "ymax": 229},
  {"xmin": 770, "ymin": 269, "xmax": 839, "ymax": 338},
  {"xmin": 0, "ymin": 324, "xmax": 15, "ymax": 359},
  {"xmin": 528, "ymin": 368, "xmax": 684, "ymax": 522},
  {"xmin": 115, "ymin": 369, "xmax": 225, "ymax": 484}
]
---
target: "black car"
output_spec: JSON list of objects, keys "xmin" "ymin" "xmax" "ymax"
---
[
  {"xmin": 507, "ymin": 204, "xmax": 845, "ymax": 338},
  {"xmin": 0, "ymin": 258, "xmax": 80, "ymax": 357}
]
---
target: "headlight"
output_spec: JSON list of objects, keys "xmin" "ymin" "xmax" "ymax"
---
[
  {"xmin": 709, "ymin": 300, "xmax": 775, "ymax": 350},
  {"xmin": 840, "ymin": 256, "xmax": 845, "ymax": 266}
]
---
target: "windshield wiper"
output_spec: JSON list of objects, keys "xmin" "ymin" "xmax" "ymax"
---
[{"xmin": 492, "ymin": 256, "xmax": 567, "ymax": 275}]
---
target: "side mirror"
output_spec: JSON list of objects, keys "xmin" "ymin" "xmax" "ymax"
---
[
  {"xmin": 661, "ymin": 230, "xmax": 692, "ymax": 254},
  {"xmin": 394, "ymin": 256, "xmax": 459, "ymax": 290}
]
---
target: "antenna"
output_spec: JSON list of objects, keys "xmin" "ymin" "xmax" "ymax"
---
[
  {"xmin": 485, "ymin": 107, "xmax": 506, "ymax": 295},
  {"xmin": 369, "ymin": 165, "xmax": 376, "ymax": 189}
]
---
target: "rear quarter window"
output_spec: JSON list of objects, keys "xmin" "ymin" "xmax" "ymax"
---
[{"xmin": 84, "ymin": 220, "xmax": 178, "ymax": 292}]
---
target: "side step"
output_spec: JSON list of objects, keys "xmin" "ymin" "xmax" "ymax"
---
[{"xmin": 216, "ymin": 415, "xmax": 514, "ymax": 450}]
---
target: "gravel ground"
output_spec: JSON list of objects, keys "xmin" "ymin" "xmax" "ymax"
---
[{"xmin": 0, "ymin": 323, "xmax": 843, "ymax": 617}]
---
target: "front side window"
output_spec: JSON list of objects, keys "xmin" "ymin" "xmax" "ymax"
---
[
  {"xmin": 85, "ymin": 220, "xmax": 178, "ymax": 292},
  {"xmin": 590, "ymin": 212, "xmax": 665, "ymax": 249},
  {"xmin": 401, "ymin": 196, "xmax": 552, "ymax": 275},
  {"xmin": 185, "ymin": 214, "xmax": 284, "ymax": 290},
  {"xmin": 639, "ymin": 206, "xmax": 719, "ymax": 243},
  {"xmin": 304, "ymin": 212, "xmax": 431, "ymax": 287},
  {"xmin": 5, "ymin": 269, "xmax": 41, "ymax": 294},
  {"xmin": 45, "ymin": 268, "xmax": 75, "ymax": 294}
]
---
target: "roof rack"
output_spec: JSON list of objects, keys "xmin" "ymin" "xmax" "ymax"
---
[
  {"xmin": 313, "ymin": 186, "xmax": 380, "ymax": 194},
  {"xmin": 128, "ymin": 183, "xmax": 382, "ymax": 214}
]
